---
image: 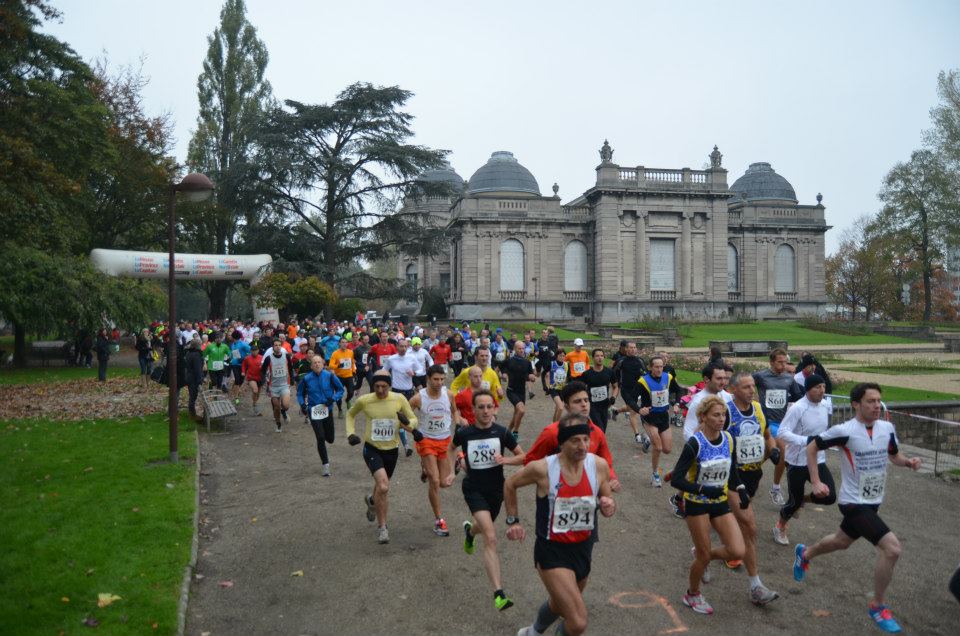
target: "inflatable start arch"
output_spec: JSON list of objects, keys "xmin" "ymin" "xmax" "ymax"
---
[{"xmin": 90, "ymin": 248, "xmax": 280, "ymax": 324}]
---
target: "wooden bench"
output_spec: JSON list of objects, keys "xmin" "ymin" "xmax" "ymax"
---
[
  {"xmin": 710, "ymin": 340, "xmax": 788, "ymax": 357},
  {"xmin": 199, "ymin": 389, "xmax": 238, "ymax": 432}
]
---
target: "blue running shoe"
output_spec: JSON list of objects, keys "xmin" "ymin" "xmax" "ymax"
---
[
  {"xmin": 793, "ymin": 543, "xmax": 809, "ymax": 582},
  {"xmin": 868, "ymin": 605, "xmax": 902, "ymax": 633}
]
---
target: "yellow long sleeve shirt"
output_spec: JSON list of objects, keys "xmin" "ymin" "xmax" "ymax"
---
[
  {"xmin": 346, "ymin": 392, "xmax": 418, "ymax": 450},
  {"xmin": 449, "ymin": 365, "xmax": 502, "ymax": 401}
]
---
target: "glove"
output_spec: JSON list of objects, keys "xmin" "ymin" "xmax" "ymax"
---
[
  {"xmin": 411, "ymin": 429, "xmax": 424, "ymax": 443},
  {"xmin": 700, "ymin": 485, "xmax": 725, "ymax": 499},
  {"xmin": 769, "ymin": 447, "xmax": 782, "ymax": 465},
  {"xmin": 608, "ymin": 396, "xmax": 617, "ymax": 406},
  {"xmin": 300, "ymin": 404, "xmax": 308, "ymax": 416},
  {"xmin": 736, "ymin": 486, "xmax": 751, "ymax": 509},
  {"xmin": 396, "ymin": 410, "xmax": 410, "ymax": 426},
  {"xmin": 348, "ymin": 434, "xmax": 361, "ymax": 446}
]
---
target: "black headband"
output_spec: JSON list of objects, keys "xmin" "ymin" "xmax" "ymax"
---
[{"xmin": 557, "ymin": 423, "xmax": 591, "ymax": 445}]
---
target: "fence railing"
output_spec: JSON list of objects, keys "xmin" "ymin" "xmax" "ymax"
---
[{"xmin": 826, "ymin": 394, "xmax": 960, "ymax": 477}]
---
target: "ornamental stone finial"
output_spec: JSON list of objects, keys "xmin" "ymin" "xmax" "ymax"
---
[
  {"xmin": 710, "ymin": 145, "xmax": 722, "ymax": 169},
  {"xmin": 552, "ymin": 183, "xmax": 559, "ymax": 196},
  {"xmin": 600, "ymin": 140, "xmax": 613, "ymax": 164},
  {"xmin": 816, "ymin": 192, "xmax": 823, "ymax": 205}
]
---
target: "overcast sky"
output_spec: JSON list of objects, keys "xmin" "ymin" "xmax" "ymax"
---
[{"xmin": 46, "ymin": 0, "xmax": 959, "ymax": 253}]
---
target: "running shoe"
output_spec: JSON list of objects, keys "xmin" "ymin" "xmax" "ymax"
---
[
  {"xmin": 641, "ymin": 434, "xmax": 652, "ymax": 454},
  {"xmin": 494, "ymin": 591, "xmax": 514, "ymax": 611},
  {"xmin": 434, "ymin": 518, "xmax": 450, "ymax": 537},
  {"xmin": 773, "ymin": 523, "xmax": 789, "ymax": 546},
  {"xmin": 669, "ymin": 493, "xmax": 685, "ymax": 519},
  {"xmin": 405, "ymin": 447, "xmax": 413, "ymax": 458},
  {"xmin": 868, "ymin": 605, "xmax": 902, "ymax": 633},
  {"xmin": 463, "ymin": 521, "xmax": 476, "ymax": 554},
  {"xmin": 769, "ymin": 486, "xmax": 786, "ymax": 506},
  {"xmin": 682, "ymin": 592, "xmax": 713, "ymax": 615},
  {"xmin": 322, "ymin": 464, "xmax": 331, "ymax": 477},
  {"xmin": 281, "ymin": 410, "xmax": 289, "ymax": 424},
  {"xmin": 725, "ymin": 559, "xmax": 743, "ymax": 570},
  {"xmin": 378, "ymin": 525, "xmax": 389, "ymax": 544},
  {"xmin": 652, "ymin": 471, "xmax": 662, "ymax": 488},
  {"xmin": 750, "ymin": 584, "xmax": 780, "ymax": 606},
  {"xmin": 454, "ymin": 452, "xmax": 463, "ymax": 475},
  {"xmin": 610, "ymin": 408, "xmax": 619, "ymax": 422},
  {"xmin": 253, "ymin": 406, "xmax": 261, "ymax": 416},
  {"xmin": 528, "ymin": 391, "xmax": 534, "ymax": 400},
  {"xmin": 365, "ymin": 495, "xmax": 375, "ymax": 522},
  {"xmin": 634, "ymin": 432, "xmax": 644, "ymax": 444},
  {"xmin": 516, "ymin": 627, "xmax": 537, "ymax": 636},
  {"xmin": 275, "ymin": 422, "xmax": 282, "ymax": 432},
  {"xmin": 793, "ymin": 543, "xmax": 809, "ymax": 581}
]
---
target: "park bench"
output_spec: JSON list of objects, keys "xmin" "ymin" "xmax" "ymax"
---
[
  {"xmin": 710, "ymin": 340, "xmax": 788, "ymax": 357},
  {"xmin": 199, "ymin": 389, "xmax": 238, "ymax": 432},
  {"xmin": 31, "ymin": 340, "xmax": 72, "ymax": 366}
]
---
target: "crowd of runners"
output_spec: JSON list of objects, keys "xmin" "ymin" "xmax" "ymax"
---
[{"xmin": 146, "ymin": 315, "xmax": 936, "ymax": 634}]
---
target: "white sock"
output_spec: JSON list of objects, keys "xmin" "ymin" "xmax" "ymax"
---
[
  {"xmin": 749, "ymin": 575, "xmax": 762, "ymax": 589},
  {"xmin": 771, "ymin": 484, "xmax": 780, "ymax": 490}
]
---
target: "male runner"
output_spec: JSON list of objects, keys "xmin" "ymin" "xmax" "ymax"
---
[
  {"xmin": 204, "ymin": 331, "xmax": 230, "ymax": 392},
  {"xmin": 228, "ymin": 330, "xmax": 250, "ymax": 405},
  {"xmin": 535, "ymin": 329, "xmax": 555, "ymax": 393},
  {"xmin": 451, "ymin": 346, "xmax": 504, "ymax": 401},
  {"xmin": 240, "ymin": 346, "xmax": 264, "ymax": 415},
  {"xmin": 346, "ymin": 370, "xmax": 420, "ymax": 544},
  {"xmin": 724, "ymin": 372, "xmax": 780, "ymax": 604},
  {"xmin": 773, "ymin": 374, "xmax": 836, "ymax": 546},
  {"xmin": 500, "ymin": 341, "xmax": 537, "ymax": 442},
  {"xmin": 296, "ymin": 355, "xmax": 344, "ymax": 477},
  {"xmin": 794, "ymin": 382, "xmax": 922, "ymax": 634},
  {"xmin": 449, "ymin": 389, "xmax": 524, "ymax": 611},
  {"xmin": 261, "ymin": 339, "xmax": 294, "ymax": 431},
  {"xmin": 408, "ymin": 365, "xmax": 458, "ymax": 536},
  {"xmin": 384, "ymin": 338, "xmax": 419, "ymax": 456},
  {"xmin": 429, "ymin": 336, "xmax": 452, "ymax": 374},
  {"xmin": 754, "ymin": 348, "xmax": 803, "ymax": 506},
  {"xmin": 409, "ymin": 337, "xmax": 434, "ymax": 389},
  {"xmin": 637, "ymin": 355, "xmax": 683, "ymax": 487},
  {"xmin": 328, "ymin": 338, "xmax": 356, "ymax": 417},
  {"xmin": 579, "ymin": 349, "xmax": 618, "ymax": 433},
  {"xmin": 507, "ymin": 413, "xmax": 617, "ymax": 636},
  {"xmin": 609, "ymin": 342, "xmax": 649, "ymax": 444},
  {"xmin": 565, "ymin": 338, "xmax": 590, "ymax": 380}
]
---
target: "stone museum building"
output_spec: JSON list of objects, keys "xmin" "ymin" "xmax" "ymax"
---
[{"xmin": 398, "ymin": 141, "xmax": 829, "ymax": 322}]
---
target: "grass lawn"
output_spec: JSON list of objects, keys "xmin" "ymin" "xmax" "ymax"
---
[
  {"xmin": 839, "ymin": 365, "xmax": 958, "ymax": 375},
  {"xmin": 675, "ymin": 321, "xmax": 922, "ymax": 348},
  {"xmin": 0, "ymin": 414, "xmax": 197, "ymax": 634},
  {"xmin": 0, "ymin": 366, "xmax": 140, "ymax": 386}
]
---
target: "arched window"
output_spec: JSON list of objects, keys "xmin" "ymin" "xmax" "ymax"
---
[
  {"xmin": 727, "ymin": 244, "xmax": 739, "ymax": 292},
  {"xmin": 405, "ymin": 263, "xmax": 418, "ymax": 285},
  {"xmin": 774, "ymin": 244, "xmax": 795, "ymax": 293},
  {"xmin": 564, "ymin": 240, "xmax": 589, "ymax": 291},
  {"xmin": 500, "ymin": 239, "xmax": 524, "ymax": 291}
]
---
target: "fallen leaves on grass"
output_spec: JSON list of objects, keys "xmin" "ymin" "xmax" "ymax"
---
[
  {"xmin": 61, "ymin": 597, "xmax": 70, "ymax": 603},
  {"xmin": 97, "ymin": 593, "xmax": 121, "ymax": 608},
  {"xmin": 0, "ymin": 377, "xmax": 168, "ymax": 421},
  {"xmin": 291, "ymin": 570, "xmax": 304, "ymax": 577}
]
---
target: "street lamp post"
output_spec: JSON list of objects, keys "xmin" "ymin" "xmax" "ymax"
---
[
  {"xmin": 532, "ymin": 276, "xmax": 539, "ymax": 323},
  {"xmin": 167, "ymin": 173, "xmax": 214, "ymax": 463}
]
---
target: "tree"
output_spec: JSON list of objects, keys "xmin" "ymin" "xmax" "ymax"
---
[
  {"xmin": 0, "ymin": 244, "xmax": 165, "ymax": 366},
  {"xmin": 250, "ymin": 272, "xmax": 337, "ymax": 320},
  {"xmin": 185, "ymin": 0, "xmax": 273, "ymax": 317},
  {"xmin": 825, "ymin": 216, "xmax": 897, "ymax": 320},
  {"xmin": 874, "ymin": 149, "xmax": 960, "ymax": 320},
  {"xmin": 253, "ymin": 82, "xmax": 454, "ymax": 317},
  {"xmin": 926, "ymin": 69, "xmax": 960, "ymax": 168}
]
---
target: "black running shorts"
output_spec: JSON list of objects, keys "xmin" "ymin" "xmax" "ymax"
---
[
  {"xmin": 534, "ymin": 537, "xmax": 594, "ymax": 582},
  {"xmin": 839, "ymin": 503, "xmax": 891, "ymax": 545},
  {"xmin": 362, "ymin": 443, "xmax": 399, "ymax": 479}
]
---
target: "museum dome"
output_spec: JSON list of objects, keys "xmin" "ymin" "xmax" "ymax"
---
[
  {"xmin": 729, "ymin": 162, "xmax": 798, "ymax": 203},
  {"xmin": 466, "ymin": 151, "xmax": 541, "ymax": 195},
  {"xmin": 418, "ymin": 160, "xmax": 465, "ymax": 191}
]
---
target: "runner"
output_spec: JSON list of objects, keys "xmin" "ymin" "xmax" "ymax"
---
[
  {"xmin": 754, "ymin": 348, "xmax": 804, "ymax": 506},
  {"xmin": 450, "ymin": 346, "xmax": 505, "ymax": 401},
  {"xmin": 547, "ymin": 349, "xmax": 569, "ymax": 422},
  {"xmin": 525, "ymin": 381, "xmax": 621, "ymax": 492},
  {"xmin": 448, "ymin": 332, "xmax": 470, "ymax": 378},
  {"xmin": 228, "ymin": 330, "xmax": 250, "ymax": 405},
  {"xmin": 240, "ymin": 346, "xmax": 264, "ymax": 415},
  {"xmin": 793, "ymin": 382, "xmax": 922, "ymax": 634},
  {"xmin": 319, "ymin": 326, "xmax": 340, "ymax": 361},
  {"xmin": 724, "ymin": 372, "xmax": 780, "ymax": 604},
  {"xmin": 328, "ymin": 338, "xmax": 356, "ymax": 417},
  {"xmin": 773, "ymin": 374, "xmax": 836, "ymax": 546},
  {"xmin": 352, "ymin": 333, "xmax": 372, "ymax": 393},
  {"xmin": 408, "ymin": 365, "xmax": 458, "ymax": 537},
  {"xmin": 490, "ymin": 330, "xmax": 509, "ymax": 370},
  {"xmin": 508, "ymin": 412, "xmax": 617, "ymax": 636},
  {"xmin": 535, "ymin": 328, "xmax": 555, "ymax": 394},
  {"xmin": 345, "ymin": 370, "xmax": 420, "ymax": 544},
  {"xmin": 409, "ymin": 336, "xmax": 434, "ymax": 389},
  {"xmin": 671, "ymin": 395, "xmax": 749, "ymax": 616},
  {"xmin": 204, "ymin": 331, "xmax": 230, "ymax": 393},
  {"xmin": 449, "ymin": 389, "xmax": 524, "ymax": 611},
  {"xmin": 609, "ymin": 342, "xmax": 649, "ymax": 445},
  {"xmin": 384, "ymin": 338, "xmax": 419, "ymax": 456},
  {"xmin": 429, "ymin": 336, "xmax": 452, "ymax": 375},
  {"xmin": 565, "ymin": 338, "xmax": 590, "ymax": 380},
  {"xmin": 261, "ymin": 339, "xmax": 294, "ymax": 432},
  {"xmin": 579, "ymin": 349, "xmax": 618, "ymax": 433},
  {"xmin": 637, "ymin": 355, "xmax": 683, "ymax": 487},
  {"xmin": 296, "ymin": 354, "xmax": 344, "ymax": 477},
  {"xmin": 500, "ymin": 341, "xmax": 537, "ymax": 442}
]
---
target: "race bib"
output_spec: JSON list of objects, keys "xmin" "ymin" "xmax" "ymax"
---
[
  {"xmin": 361, "ymin": 353, "xmax": 368, "ymax": 364},
  {"xmin": 379, "ymin": 355, "xmax": 390, "ymax": 367},
  {"xmin": 370, "ymin": 418, "xmax": 395, "ymax": 442},
  {"xmin": 736, "ymin": 434, "xmax": 765, "ymax": 465},
  {"xmin": 210, "ymin": 360, "xmax": 224, "ymax": 371},
  {"xmin": 552, "ymin": 496, "xmax": 597, "ymax": 533},
  {"xmin": 442, "ymin": 364, "xmax": 449, "ymax": 374},
  {"xmin": 859, "ymin": 471, "xmax": 886, "ymax": 504},
  {"xmin": 573, "ymin": 362, "xmax": 586, "ymax": 374},
  {"xmin": 426, "ymin": 414, "xmax": 448, "ymax": 433},
  {"xmin": 651, "ymin": 389, "xmax": 669, "ymax": 408},
  {"xmin": 339, "ymin": 358, "xmax": 352, "ymax": 370},
  {"xmin": 451, "ymin": 351, "xmax": 462, "ymax": 361},
  {"xmin": 232, "ymin": 349, "xmax": 241, "ymax": 359},
  {"xmin": 467, "ymin": 437, "xmax": 501, "ymax": 469},
  {"xmin": 481, "ymin": 380, "xmax": 491, "ymax": 391},
  {"xmin": 765, "ymin": 389, "xmax": 787, "ymax": 410},
  {"xmin": 553, "ymin": 369, "xmax": 566, "ymax": 385},
  {"xmin": 271, "ymin": 364, "xmax": 287, "ymax": 379},
  {"xmin": 495, "ymin": 351, "xmax": 506, "ymax": 362},
  {"xmin": 697, "ymin": 458, "xmax": 730, "ymax": 488},
  {"xmin": 311, "ymin": 404, "xmax": 329, "ymax": 420},
  {"xmin": 590, "ymin": 386, "xmax": 608, "ymax": 402}
]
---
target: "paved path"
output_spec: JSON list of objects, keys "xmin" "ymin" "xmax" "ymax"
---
[{"xmin": 186, "ymin": 384, "xmax": 960, "ymax": 635}]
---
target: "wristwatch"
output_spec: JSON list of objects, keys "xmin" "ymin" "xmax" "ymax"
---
[{"xmin": 505, "ymin": 516, "xmax": 520, "ymax": 526}]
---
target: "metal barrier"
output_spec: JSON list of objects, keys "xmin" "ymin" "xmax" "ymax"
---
[{"xmin": 826, "ymin": 394, "xmax": 960, "ymax": 477}]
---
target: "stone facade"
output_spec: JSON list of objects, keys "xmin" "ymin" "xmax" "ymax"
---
[{"xmin": 398, "ymin": 143, "xmax": 829, "ymax": 322}]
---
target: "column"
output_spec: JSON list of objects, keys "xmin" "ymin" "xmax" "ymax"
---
[{"xmin": 681, "ymin": 212, "xmax": 692, "ymax": 297}]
